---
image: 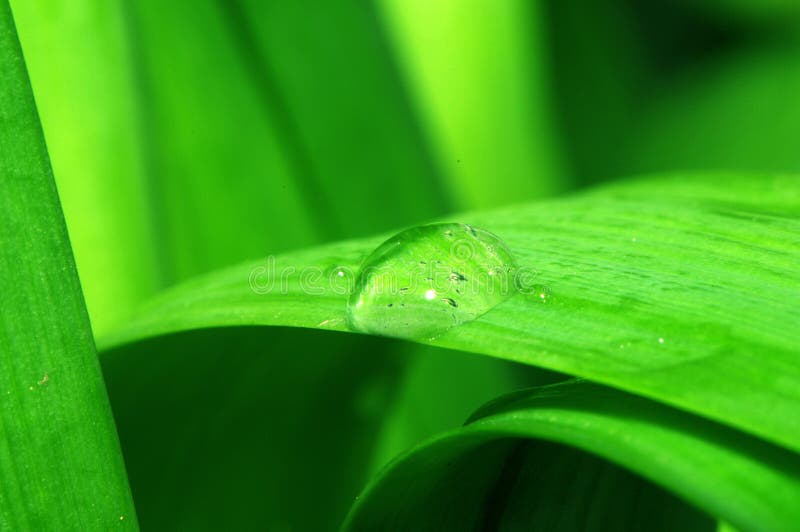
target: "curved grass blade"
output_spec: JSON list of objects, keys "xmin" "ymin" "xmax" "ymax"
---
[
  {"xmin": 344, "ymin": 381, "xmax": 800, "ymax": 531},
  {"xmin": 99, "ymin": 173, "xmax": 800, "ymax": 453},
  {"xmin": 0, "ymin": 2, "xmax": 136, "ymax": 527}
]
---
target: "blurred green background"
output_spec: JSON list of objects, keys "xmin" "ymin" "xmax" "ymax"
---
[{"xmin": 8, "ymin": 0, "xmax": 800, "ymax": 529}]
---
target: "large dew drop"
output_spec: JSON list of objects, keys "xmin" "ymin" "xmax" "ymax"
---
[{"xmin": 347, "ymin": 223, "xmax": 518, "ymax": 339}]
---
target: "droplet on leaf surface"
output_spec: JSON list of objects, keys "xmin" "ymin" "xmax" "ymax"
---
[{"xmin": 346, "ymin": 223, "xmax": 518, "ymax": 339}]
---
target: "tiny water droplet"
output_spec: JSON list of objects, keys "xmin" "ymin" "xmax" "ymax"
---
[
  {"xmin": 346, "ymin": 223, "xmax": 518, "ymax": 339},
  {"xmin": 534, "ymin": 285, "xmax": 552, "ymax": 302}
]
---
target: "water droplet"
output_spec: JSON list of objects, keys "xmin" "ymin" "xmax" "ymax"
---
[{"xmin": 346, "ymin": 223, "xmax": 518, "ymax": 339}]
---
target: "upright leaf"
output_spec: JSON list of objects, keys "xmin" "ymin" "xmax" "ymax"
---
[
  {"xmin": 378, "ymin": 0, "xmax": 564, "ymax": 206},
  {"xmin": 0, "ymin": 2, "xmax": 136, "ymax": 528},
  {"xmin": 229, "ymin": 0, "xmax": 452, "ymax": 236}
]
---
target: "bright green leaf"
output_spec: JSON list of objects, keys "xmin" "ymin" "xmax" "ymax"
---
[
  {"xmin": 100, "ymin": 172, "xmax": 800, "ymax": 454},
  {"xmin": 0, "ymin": 2, "xmax": 136, "ymax": 527},
  {"xmin": 378, "ymin": 0, "xmax": 564, "ymax": 206}
]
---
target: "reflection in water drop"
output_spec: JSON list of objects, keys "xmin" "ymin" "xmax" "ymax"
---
[{"xmin": 346, "ymin": 223, "xmax": 519, "ymax": 339}]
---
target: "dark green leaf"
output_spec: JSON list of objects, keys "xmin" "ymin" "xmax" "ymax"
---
[{"xmin": 345, "ymin": 381, "xmax": 800, "ymax": 531}]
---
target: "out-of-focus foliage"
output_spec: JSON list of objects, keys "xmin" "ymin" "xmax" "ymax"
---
[
  {"xmin": 378, "ymin": 0, "xmax": 564, "ymax": 206},
  {"xmin": 3, "ymin": 0, "xmax": 800, "ymax": 529},
  {"xmin": 627, "ymin": 49, "xmax": 800, "ymax": 175}
]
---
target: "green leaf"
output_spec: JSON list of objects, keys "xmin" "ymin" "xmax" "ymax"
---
[
  {"xmin": 100, "ymin": 172, "xmax": 800, "ymax": 454},
  {"xmin": 8, "ymin": 0, "xmax": 162, "ymax": 335},
  {"xmin": 101, "ymin": 327, "xmax": 534, "ymax": 530},
  {"xmin": 627, "ymin": 48, "xmax": 800, "ymax": 177},
  {"xmin": 225, "ymin": 0, "xmax": 453, "ymax": 231},
  {"xmin": 344, "ymin": 381, "xmax": 800, "ymax": 531},
  {"xmin": 124, "ymin": 0, "xmax": 453, "ymax": 283},
  {"xmin": 0, "ymin": 2, "xmax": 136, "ymax": 528},
  {"xmin": 364, "ymin": 346, "xmax": 561, "ymax": 474},
  {"xmin": 377, "ymin": 0, "xmax": 564, "ymax": 206},
  {"xmin": 120, "ymin": 0, "xmax": 320, "ymax": 282},
  {"xmin": 103, "ymin": 327, "xmax": 403, "ymax": 530},
  {"xmin": 544, "ymin": 1, "xmax": 647, "ymax": 187}
]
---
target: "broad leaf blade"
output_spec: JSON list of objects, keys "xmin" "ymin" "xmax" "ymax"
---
[
  {"xmin": 100, "ymin": 173, "xmax": 800, "ymax": 453},
  {"xmin": 344, "ymin": 381, "xmax": 800, "ymax": 531},
  {"xmin": 0, "ymin": 2, "xmax": 136, "ymax": 528}
]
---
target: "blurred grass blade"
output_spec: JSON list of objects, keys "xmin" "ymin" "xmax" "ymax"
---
[
  {"xmin": 344, "ymin": 381, "xmax": 800, "ymax": 531},
  {"xmin": 100, "ymin": 173, "xmax": 800, "ymax": 454},
  {"xmin": 626, "ymin": 47, "xmax": 800, "ymax": 177},
  {"xmin": 544, "ymin": 1, "xmax": 647, "ymax": 186},
  {"xmin": 0, "ymin": 2, "xmax": 136, "ymax": 528},
  {"xmin": 122, "ymin": 0, "xmax": 318, "ymax": 282},
  {"xmin": 225, "ymin": 0, "xmax": 451, "ymax": 235},
  {"xmin": 124, "ymin": 0, "xmax": 451, "ymax": 284},
  {"xmin": 378, "ymin": 0, "xmax": 564, "ymax": 207}
]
